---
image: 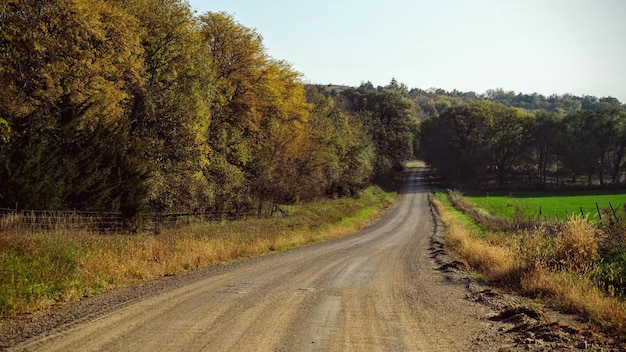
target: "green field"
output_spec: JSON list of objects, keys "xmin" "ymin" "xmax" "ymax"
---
[{"xmin": 464, "ymin": 190, "xmax": 626, "ymax": 220}]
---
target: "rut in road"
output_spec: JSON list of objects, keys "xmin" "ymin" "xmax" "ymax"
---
[{"xmin": 11, "ymin": 166, "xmax": 503, "ymax": 351}]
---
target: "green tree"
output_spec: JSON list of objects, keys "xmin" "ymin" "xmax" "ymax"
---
[
  {"xmin": 529, "ymin": 111, "xmax": 563, "ymax": 186},
  {"xmin": 559, "ymin": 108, "xmax": 626, "ymax": 186},
  {"xmin": 340, "ymin": 88, "xmax": 417, "ymax": 178},
  {"xmin": 303, "ymin": 87, "xmax": 374, "ymax": 198},
  {"xmin": 489, "ymin": 105, "xmax": 533, "ymax": 186},
  {"xmin": 420, "ymin": 102, "xmax": 495, "ymax": 187},
  {"xmin": 420, "ymin": 101, "xmax": 534, "ymax": 187},
  {"xmin": 561, "ymin": 111, "xmax": 600, "ymax": 185},
  {"xmin": 595, "ymin": 107, "xmax": 626, "ymax": 185},
  {"xmin": 0, "ymin": 0, "xmax": 148, "ymax": 212}
]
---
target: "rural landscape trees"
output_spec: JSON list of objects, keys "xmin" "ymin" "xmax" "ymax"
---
[
  {"xmin": 419, "ymin": 95, "xmax": 626, "ymax": 189},
  {"xmin": 1, "ymin": 0, "xmax": 625, "ymax": 216},
  {"xmin": 0, "ymin": 1, "xmax": 417, "ymax": 217}
]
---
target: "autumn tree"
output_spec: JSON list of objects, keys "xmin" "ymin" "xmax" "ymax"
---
[
  {"xmin": 246, "ymin": 60, "xmax": 311, "ymax": 212},
  {"xmin": 0, "ymin": 0, "xmax": 148, "ymax": 211},
  {"xmin": 0, "ymin": 118, "xmax": 9, "ymax": 144},
  {"xmin": 115, "ymin": 0, "xmax": 213, "ymax": 213},
  {"xmin": 197, "ymin": 12, "xmax": 265, "ymax": 212},
  {"xmin": 200, "ymin": 12, "xmax": 321, "ymax": 214},
  {"xmin": 301, "ymin": 87, "xmax": 374, "ymax": 198}
]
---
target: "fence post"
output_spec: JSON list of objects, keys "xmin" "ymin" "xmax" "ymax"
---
[{"xmin": 609, "ymin": 202, "xmax": 619, "ymax": 222}]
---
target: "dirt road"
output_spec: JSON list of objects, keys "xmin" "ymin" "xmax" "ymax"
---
[{"xmin": 4, "ymin": 167, "xmax": 530, "ymax": 351}]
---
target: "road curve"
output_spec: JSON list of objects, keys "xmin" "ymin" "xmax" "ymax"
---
[{"xmin": 11, "ymin": 166, "xmax": 500, "ymax": 351}]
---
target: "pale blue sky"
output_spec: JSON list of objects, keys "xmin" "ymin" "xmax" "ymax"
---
[{"xmin": 188, "ymin": 0, "xmax": 626, "ymax": 101}]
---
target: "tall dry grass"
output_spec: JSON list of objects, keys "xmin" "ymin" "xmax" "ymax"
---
[
  {"xmin": 432, "ymin": 195, "xmax": 626, "ymax": 337},
  {"xmin": 0, "ymin": 187, "xmax": 394, "ymax": 316}
]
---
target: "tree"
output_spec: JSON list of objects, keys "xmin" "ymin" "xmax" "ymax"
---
[
  {"xmin": 117, "ymin": 0, "xmax": 213, "ymax": 213},
  {"xmin": 0, "ymin": 0, "xmax": 148, "ymax": 212},
  {"xmin": 558, "ymin": 108, "xmax": 626, "ymax": 186},
  {"xmin": 302, "ymin": 87, "xmax": 374, "ymax": 198},
  {"xmin": 199, "ymin": 11, "xmax": 268, "ymax": 212},
  {"xmin": 489, "ymin": 105, "xmax": 533, "ymax": 186},
  {"xmin": 340, "ymin": 88, "xmax": 417, "ymax": 178},
  {"xmin": 385, "ymin": 78, "xmax": 409, "ymax": 96},
  {"xmin": 420, "ymin": 102, "xmax": 495, "ymax": 187},
  {"xmin": 561, "ymin": 111, "xmax": 600, "ymax": 185},
  {"xmin": 529, "ymin": 111, "xmax": 563, "ymax": 186},
  {"xmin": 595, "ymin": 107, "xmax": 626, "ymax": 184},
  {"xmin": 246, "ymin": 60, "xmax": 311, "ymax": 212},
  {"xmin": 420, "ymin": 101, "xmax": 534, "ymax": 187},
  {"xmin": 200, "ymin": 12, "xmax": 322, "ymax": 214}
]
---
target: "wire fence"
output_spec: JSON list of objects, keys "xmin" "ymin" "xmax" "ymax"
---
[{"xmin": 0, "ymin": 205, "xmax": 289, "ymax": 234}]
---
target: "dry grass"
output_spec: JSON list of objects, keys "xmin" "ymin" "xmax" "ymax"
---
[
  {"xmin": 432, "ymin": 194, "xmax": 626, "ymax": 337},
  {"xmin": 437, "ymin": 200, "xmax": 518, "ymax": 280},
  {"xmin": 0, "ymin": 187, "xmax": 394, "ymax": 316},
  {"xmin": 550, "ymin": 216, "xmax": 599, "ymax": 272},
  {"xmin": 522, "ymin": 268, "xmax": 626, "ymax": 332}
]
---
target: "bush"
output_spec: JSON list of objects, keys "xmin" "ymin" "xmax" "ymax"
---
[{"xmin": 549, "ymin": 216, "xmax": 599, "ymax": 272}]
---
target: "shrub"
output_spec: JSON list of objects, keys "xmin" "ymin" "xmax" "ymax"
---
[{"xmin": 549, "ymin": 216, "xmax": 599, "ymax": 272}]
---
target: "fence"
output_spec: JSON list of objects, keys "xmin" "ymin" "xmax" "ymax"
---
[
  {"xmin": 0, "ymin": 205, "xmax": 289, "ymax": 234},
  {"xmin": 0, "ymin": 208, "xmax": 125, "ymax": 233},
  {"xmin": 536, "ymin": 201, "xmax": 626, "ymax": 224}
]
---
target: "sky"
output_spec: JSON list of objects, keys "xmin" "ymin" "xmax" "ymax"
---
[{"xmin": 187, "ymin": 0, "xmax": 626, "ymax": 102}]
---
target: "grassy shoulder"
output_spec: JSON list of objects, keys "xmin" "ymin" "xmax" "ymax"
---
[
  {"xmin": 432, "ymin": 189, "xmax": 626, "ymax": 338},
  {"xmin": 0, "ymin": 186, "xmax": 395, "ymax": 317}
]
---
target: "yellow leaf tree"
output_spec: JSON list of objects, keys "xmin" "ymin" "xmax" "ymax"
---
[
  {"xmin": 116, "ymin": 0, "xmax": 213, "ymax": 213},
  {"xmin": 0, "ymin": 0, "xmax": 147, "ymax": 211},
  {"xmin": 200, "ymin": 12, "xmax": 313, "ymax": 214}
]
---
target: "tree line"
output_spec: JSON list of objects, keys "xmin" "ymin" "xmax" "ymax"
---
[
  {"xmin": 355, "ymin": 80, "xmax": 626, "ymax": 190},
  {"xmin": 420, "ymin": 100, "xmax": 626, "ymax": 189},
  {"xmin": 2, "ymin": 0, "xmax": 624, "ymax": 217},
  {"xmin": 0, "ymin": 0, "xmax": 418, "ymax": 218}
]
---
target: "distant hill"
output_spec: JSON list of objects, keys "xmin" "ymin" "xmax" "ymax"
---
[{"xmin": 306, "ymin": 84, "xmax": 353, "ymax": 95}]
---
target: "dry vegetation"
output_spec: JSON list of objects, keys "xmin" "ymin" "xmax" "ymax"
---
[
  {"xmin": 432, "ymin": 190, "xmax": 626, "ymax": 338},
  {"xmin": 0, "ymin": 187, "xmax": 394, "ymax": 316}
]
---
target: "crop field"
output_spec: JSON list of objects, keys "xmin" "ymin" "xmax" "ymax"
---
[{"xmin": 464, "ymin": 190, "xmax": 626, "ymax": 220}]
